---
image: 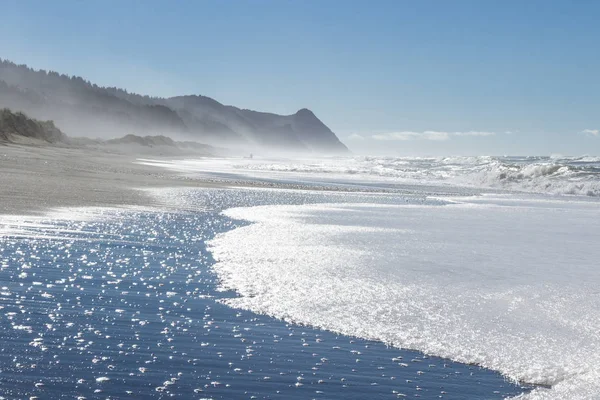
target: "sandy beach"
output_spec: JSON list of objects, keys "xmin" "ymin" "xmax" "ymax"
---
[{"xmin": 0, "ymin": 144, "xmax": 213, "ymax": 215}]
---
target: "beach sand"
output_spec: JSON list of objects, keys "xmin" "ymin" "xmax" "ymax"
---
[{"xmin": 0, "ymin": 144, "xmax": 215, "ymax": 215}]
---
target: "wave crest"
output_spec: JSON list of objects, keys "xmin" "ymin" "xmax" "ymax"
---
[{"xmin": 235, "ymin": 155, "xmax": 600, "ymax": 196}]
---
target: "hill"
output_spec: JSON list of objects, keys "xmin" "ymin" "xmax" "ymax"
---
[
  {"xmin": 0, "ymin": 108, "xmax": 219, "ymax": 156},
  {"xmin": 102, "ymin": 134, "xmax": 217, "ymax": 156},
  {"xmin": 0, "ymin": 59, "xmax": 348, "ymax": 154},
  {"xmin": 0, "ymin": 108, "xmax": 67, "ymax": 144}
]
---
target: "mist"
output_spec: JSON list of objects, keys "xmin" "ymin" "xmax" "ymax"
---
[{"xmin": 0, "ymin": 59, "xmax": 349, "ymax": 157}]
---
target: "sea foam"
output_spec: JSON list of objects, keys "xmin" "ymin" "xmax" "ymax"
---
[
  {"xmin": 233, "ymin": 156, "xmax": 600, "ymax": 196},
  {"xmin": 208, "ymin": 195, "xmax": 600, "ymax": 399},
  {"xmin": 139, "ymin": 155, "xmax": 600, "ymax": 197}
]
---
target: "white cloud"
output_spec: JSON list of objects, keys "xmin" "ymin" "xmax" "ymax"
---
[
  {"xmin": 371, "ymin": 130, "xmax": 495, "ymax": 141},
  {"xmin": 372, "ymin": 131, "xmax": 449, "ymax": 141},
  {"xmin": 452, "ymin": 131, "xmax": 496, "ymax": 137},
  {"xmin": 582, "ymin": 129, "xmax": 599, "ymax": 137},
  {"xmin": 346, "ymin": 133, "xmax": 365, "ymax": 140}
]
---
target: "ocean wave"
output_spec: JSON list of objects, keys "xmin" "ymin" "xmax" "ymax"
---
[
  {"xmin": 457, "ymin": 161, "xmax": 600, "ymax": 197},
  {"xmin": 235, "ymin": 156, "xmax": 600, "ymax": 196}
]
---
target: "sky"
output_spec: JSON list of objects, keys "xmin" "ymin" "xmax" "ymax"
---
[{"xmin": 1, "ymin": 0, "xmax": 599, "ymax": 155}]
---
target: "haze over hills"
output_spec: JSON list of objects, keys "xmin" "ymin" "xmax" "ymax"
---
[
  {"xmin": 0, "ymin": 59, "xmax": 349, "ymax": 154},
  {"xmin": 0, "ymin": 108, "xmax": 218, "ymax": 156},
  {"xmin": 0, "ymin": 107, "xmax": 67, "ymax": 144}
]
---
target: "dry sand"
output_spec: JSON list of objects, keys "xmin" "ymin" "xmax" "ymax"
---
[{"xmin": 0, "ymin": 143, "xmax": 213, "ymax": 215}]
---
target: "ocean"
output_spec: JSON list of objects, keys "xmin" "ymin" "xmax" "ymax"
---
[{"xmin": 2, "ymin": 154, "xmax": 600, "ymax": 399}]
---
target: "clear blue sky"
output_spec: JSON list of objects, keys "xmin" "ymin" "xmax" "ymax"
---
[{"xmin": 1, "ymin": 0, "xmax": 599, "ymax": 155}]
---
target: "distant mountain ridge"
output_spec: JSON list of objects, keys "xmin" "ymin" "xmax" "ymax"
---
[{"xmin": 0, "ymin": 59, "xmax": 348, "ymax": 154}]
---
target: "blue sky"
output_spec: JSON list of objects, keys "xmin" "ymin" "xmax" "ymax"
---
[{"xmin": 1, "ymin": 0, "xmax": 599, "ymax": 155}]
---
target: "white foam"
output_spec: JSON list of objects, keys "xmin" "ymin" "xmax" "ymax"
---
[
  {"xmin": 208, "ymin": 196, "xmax": 600, "ymax": 399},
  {"xmin": 140, "ymin": 155, "xmax": 600, "ymax": 197}
]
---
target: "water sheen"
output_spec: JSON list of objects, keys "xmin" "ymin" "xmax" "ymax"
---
[{"xmin": 0, "ymin": 188, "xmax": 527, "ymax": 399}]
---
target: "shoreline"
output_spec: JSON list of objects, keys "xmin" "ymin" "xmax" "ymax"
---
[
  {"xmin": 0, "ymin": 143, "xmax": 440, "ymax": 216},
  {"xmin": 0, "ymin": 143, "xmax": 536, "ymax": 398},
  {"xmin": 0, "ymin": 192, "xmax": 530, "ymax": 399}
]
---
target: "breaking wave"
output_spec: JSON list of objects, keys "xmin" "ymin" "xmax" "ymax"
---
[{"xmin": 236, "ymin": 155, "xmax": 600, "ymax": 196}]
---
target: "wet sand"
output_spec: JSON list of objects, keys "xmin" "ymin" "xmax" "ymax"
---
[{"xmin": 0, "ymin": 198, "xmax": 529, "ymax": 400}]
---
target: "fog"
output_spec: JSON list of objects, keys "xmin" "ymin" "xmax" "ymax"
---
[{"xmin": 0, "ymin": 59, "xmax": 349, "ymax": 157}]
